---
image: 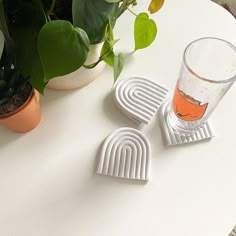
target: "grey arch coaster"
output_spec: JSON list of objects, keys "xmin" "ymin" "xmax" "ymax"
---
[
  {"xmin": 97, "ymin": 127, "xmax": 151, "ymax": 181},
  {"xmin": 159, "ymin": 101, "xmax": 215, "ymax": 146},
  {"xmin": 113, "ymin": 77, "xmax": 168, "ymax": 125}
]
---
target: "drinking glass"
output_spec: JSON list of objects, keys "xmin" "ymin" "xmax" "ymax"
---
[{"xmin": 167, "ymin": 37, "xmax": 236, "ymax": 134}]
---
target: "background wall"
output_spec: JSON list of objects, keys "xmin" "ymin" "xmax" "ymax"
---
[{"xmin": 212, "ymin": 0, "xmax": 236, "ymax": 17}]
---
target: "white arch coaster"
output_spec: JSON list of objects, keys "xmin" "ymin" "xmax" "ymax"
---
[
  {"xmin": 97, "ymin": 127, "xmax": 151, "ymax": 181},
  {"xmin": 159, "ymin": 101, "xmax": 214, "ymax": 146},
  {"xmin": 114, "ymin": 77, "xmax": 168, "ymax": 125}
]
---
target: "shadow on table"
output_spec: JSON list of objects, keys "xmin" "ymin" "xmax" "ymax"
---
[
  {"xmin": 0, "ymin": 126, "xmax": 23, "ymax": 148},
  {"xmin": 40, "ymin": 88, "xmax": 79, "ymax": 107},
  {"xmin": 102, "ymin": 92, "xmax": 137, "ymax": 128}
]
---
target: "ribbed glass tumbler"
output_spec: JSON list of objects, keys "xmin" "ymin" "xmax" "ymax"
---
[{"xmin": 167, "ymin": 37, "xmax": 236, "ymax": 134}]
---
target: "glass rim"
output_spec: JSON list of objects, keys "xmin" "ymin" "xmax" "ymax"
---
[{"xmin": 183, "ymin": 37, "xmax": 236, "ymax": 84}]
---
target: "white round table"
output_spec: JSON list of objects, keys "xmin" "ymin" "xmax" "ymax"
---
[{"xmin": 1, "ymin": 1, "xmax": 236, "ymax": 235}]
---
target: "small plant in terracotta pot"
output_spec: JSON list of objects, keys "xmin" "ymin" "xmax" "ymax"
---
[
  {"xmin": 0, "ymin": 1, "xmax": 41, "ymax": 133},
  {"xmin": 0, "ymin": 67, "xmax": 41, "ymax": 133}
]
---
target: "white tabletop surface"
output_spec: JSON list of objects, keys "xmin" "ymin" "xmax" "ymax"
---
[{"xmin": 1, "ymin": 1, "xmax": 236, "ymax": 235}]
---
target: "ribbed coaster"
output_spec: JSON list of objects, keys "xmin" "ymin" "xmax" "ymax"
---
[
  {"xmin": 159, "ymin": 101, "xmax": 214, "ymax": 146},
  {"xmin": 97, "ymin": 127, "xmax": 151, "ymax": 181},
  {"xmin": 114, "ymin": 77, "xmax": 168, "ymax": 125}
]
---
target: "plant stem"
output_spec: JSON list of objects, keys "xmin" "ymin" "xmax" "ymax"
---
[
  {"xmin": 127, "ymin": 7, "xmax": 137, "ymax": 16},
  {"xmin": 83, "ymin": 47, "xmax": 116, "ymax": 69},
  {"xmin": 83, "ymin": 59, "xmax": 103, "ymax": 69},
  {"xmin": 48, "ymin": 0, "xmax": 56, "ymax": 16},
  {"xmin": 44, "ymin": 11, "xmax": 51, "ymax": 22},
  {"xmin": 116, "ymin": 0, "xmax": 137, "ymax": 18}
]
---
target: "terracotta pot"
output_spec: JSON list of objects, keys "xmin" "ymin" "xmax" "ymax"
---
[
  {"xmin": 0, "ymin": 89, "xmax": 41, "ymax": 133},
  {"xmin": 47, "ymin": 43, "xmax": 106, "ymax": 90}
]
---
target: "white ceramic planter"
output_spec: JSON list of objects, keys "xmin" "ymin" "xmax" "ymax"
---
[{"xmin": 47, "ymin": 43, "xmax": 106, "ymax": 90}]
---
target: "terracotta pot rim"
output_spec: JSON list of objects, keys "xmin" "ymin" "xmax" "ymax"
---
[{"xmin": 0, "ymin": 87, "xmax": 35, "ymax": 119}]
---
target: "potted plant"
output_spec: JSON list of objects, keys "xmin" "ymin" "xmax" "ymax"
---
[
  {"xmin": 1, "ymin": 0, "xmax": 164, "ymax": 91},
  {"xmin": 0, "ymin": 67, "xmax": 41, "ymax": 133},
  {"xmin": 0, "ymin": 0, "xmax": 164, "ymax": 132},
  {"xmin": 0, "ymin": 1, "xmax": 41, "ymax": 133}
]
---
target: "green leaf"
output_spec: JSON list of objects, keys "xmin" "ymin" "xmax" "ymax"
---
[
  {"xmin": 134, "ymin": 13, "xmax": 157, "ymax": 50},
  {"xmin": 101, "ymin": 41, "xmax": 115, "ymax": 67},
  {"xmin": 0, "ymin": 0, "xmax": 12, "ymax": 46},
  {"xmin": 0, "ymin": 97, "xmax": 8, "ymax": 105},
  {"xmin": 3, "ymin": 87, "xmax": 14, "ymax": 97},
  {"xmin": 0, "ymin": 0, "xmax": 15, "ymax": 66},
  {"xmin": 4, "ymin": 0, "xmax": 47, "ymax": 93},
  {"xmin": 104, "ymin": 22, "xmax": 114, "ymax": 44},
  {"xmin": 0, "ymin": 79, "xmax": 6, "ymax": 91},
  {"xmin": 0, "ymin": 68, "xmax": 4, "ymax": 80},
  {"xmin": 29, "ymin": 55, "xmax": 47, "ymax": 94},
  {"xmin": 7, "ymin": 69, "xmax": 20, "ymax": 88},
  {"xmin": 38, "ymin": 20, "xmax": 90, "ymax": 82},
  {"xmin": 101, "ymin": 23, "xmax": 116, "ymax": 66},
  {"xmin": 72, "ymin": 0, "xmax": 119, "ymax": 44},
  {"xmin": 114, "ymin": 53, "xmax": 124, "ymax": 81}
]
